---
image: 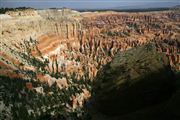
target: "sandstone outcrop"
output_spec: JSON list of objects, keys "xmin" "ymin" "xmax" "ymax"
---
[
  {"xmin": 0, "ymin": 9, "xmax": 179, "ymax": 82},
  {"xmin": 0, "ymin": 8, "xmax": 179, "ymax": 120},
  {"xmin": 92, "ymin": 44, "xmax": 175, "ymax": 115}
]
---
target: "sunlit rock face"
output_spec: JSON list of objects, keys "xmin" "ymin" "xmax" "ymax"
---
[
  {"xmin": 0, "ymin": 9, "xmax": 179, "ymax": 118},
  {"xmin": 1, "ymin": 9, "xmax": 179, "ymax": 81}
]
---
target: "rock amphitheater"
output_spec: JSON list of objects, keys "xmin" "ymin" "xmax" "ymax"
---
[{"xmin": 0, "ymin": 8, "xmax": 180, "ymax": 119}]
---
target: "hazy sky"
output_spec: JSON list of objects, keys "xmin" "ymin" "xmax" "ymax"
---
[{"xmin": 0, "ymin": 0, "xmax": 180, "ymax": 9}]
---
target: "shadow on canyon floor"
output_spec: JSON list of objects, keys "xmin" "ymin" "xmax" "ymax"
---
[
  {"xmin": 0, "ymin": 67, "xmax": 179, "ymax": 120},
  {"xmin": 88, "ymin": 44, "xmax": 180, "ymax": 120},
  {"xmin": 88, "ymin": 71, "xmax": 180, "ymax": 120}
]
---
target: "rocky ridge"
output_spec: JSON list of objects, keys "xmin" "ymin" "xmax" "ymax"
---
[
  {"xmin": 0, "ymin": 8, "xmax": 180, "ymax": 119},
  {"xmin": 92, "ymin": 43, "xmax": 175, "ymax": 115},
  {"xmin": 0, "ymin": 9, "xmax": 179, "ymax": 81}
]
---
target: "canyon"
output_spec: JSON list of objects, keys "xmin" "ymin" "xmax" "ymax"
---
[{"xmin": 0, "ymin": 8, "xmax": 180, "ymax": 119}]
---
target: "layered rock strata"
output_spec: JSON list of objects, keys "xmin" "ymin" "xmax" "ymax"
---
[
  {"xmin": 0, "ymin": 8, "xmax": 179, "ymax": 119},
  {"xmin": 0, "ymin": 9, "xmax": 179, "ymax": 87}
]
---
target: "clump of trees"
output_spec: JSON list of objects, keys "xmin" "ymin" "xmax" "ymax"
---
[
  {"xmin": 0, "ymin": 76, "xmax": 92, "ymax": 120},
  {"xmin": 0, "ymin": 7, "xmax": 33, "ymax": 14}
]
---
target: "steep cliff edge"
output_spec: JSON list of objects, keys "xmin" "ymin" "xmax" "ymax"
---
[
  {"xmin": 1, "ymin": 9, "xmax": 179, "ymax": 81},
  {"xmin": 0, "ymin": 8, "xmax": 179, "ymax": 119}
]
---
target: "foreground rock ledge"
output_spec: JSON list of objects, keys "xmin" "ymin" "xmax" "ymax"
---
[{"xmin": 92, "ymin": 43, "xmax": 175, "ymax": 115}]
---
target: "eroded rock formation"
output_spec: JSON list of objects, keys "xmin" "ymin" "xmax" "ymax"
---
[
  {"xmin": 1, "ymin": 9, "xmax": 179, "ymax": 81},
  {"xmin": 0, "ymin": 8, "xmax": 179, "ymax": 114}
]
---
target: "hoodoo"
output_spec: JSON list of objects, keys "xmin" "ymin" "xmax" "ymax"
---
[{"xmin": 0, "ymin": 8, "xmax": 179, "ymax": 119}]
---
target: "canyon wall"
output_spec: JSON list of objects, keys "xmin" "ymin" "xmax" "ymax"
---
[
  {"xmin": 0, "ymin": 9, "xmax": 180, "ymax": 82},
  {"xmin": 0, "ymin": 9, "xmax": 180, "ymax": 118}
]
